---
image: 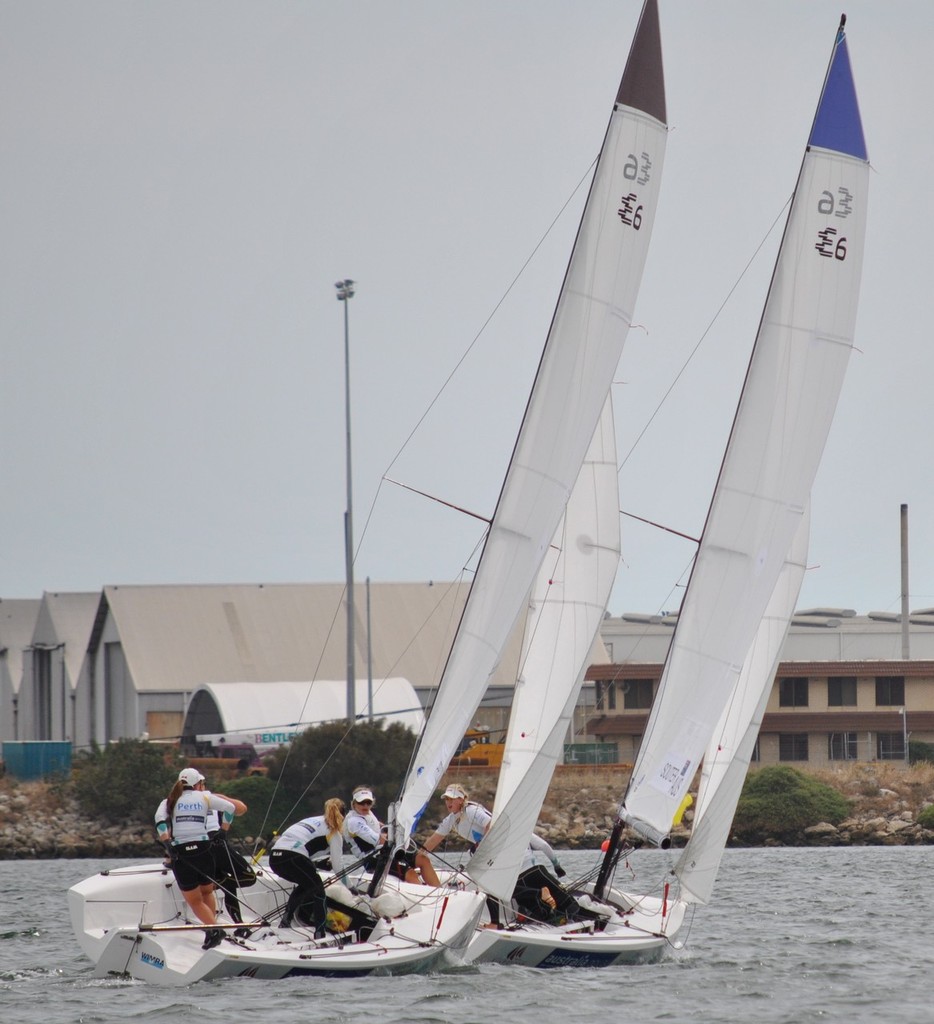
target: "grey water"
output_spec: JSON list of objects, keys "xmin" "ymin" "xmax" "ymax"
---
[{"xmin": 1, "ymin": 846, "xmax": 931, "ymax": 1023}]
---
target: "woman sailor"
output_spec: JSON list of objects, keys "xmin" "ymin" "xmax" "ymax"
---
[{"xmin": 165, "ymin": 767, "xmax": 246, "ymax": 949}]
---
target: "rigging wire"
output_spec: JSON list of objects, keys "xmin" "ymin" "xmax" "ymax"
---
[
  {"xmin": 616, "ymin": 194, "xmax": 793, "ymax": 477},
  {"xmin": 352, "ymin": 157, "xmax": 598, "ymax": 569},
  {"xmin": 600, "ymin": 194, "xmax": 796, "ymax": 679}
]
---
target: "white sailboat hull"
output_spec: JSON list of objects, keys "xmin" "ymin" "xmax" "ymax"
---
[
  {"xmin": 462, "ymin": 886, "xmax": 685, "ymax": 968},
  {"xmin": 68, "ymin": 860, "xmax": 484, "ymax": 984}
]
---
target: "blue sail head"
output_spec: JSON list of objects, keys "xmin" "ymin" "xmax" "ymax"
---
[{"xmin": 809, "ymin": 30, "xmax": 867, "ymax": 160}]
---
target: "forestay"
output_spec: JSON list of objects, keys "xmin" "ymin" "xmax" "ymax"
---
[
  {"xmin": 392, "ymin": 0, "xmax": 668, "ymax": 848},
  {"xmin": 621, "ymin": 22, "xmax": 869, "ymax": 846}
]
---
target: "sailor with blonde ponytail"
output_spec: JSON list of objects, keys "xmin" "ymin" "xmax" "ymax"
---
[{"xmin": 269, "ymin": 798, "xmax": 347, "ymax": 935}]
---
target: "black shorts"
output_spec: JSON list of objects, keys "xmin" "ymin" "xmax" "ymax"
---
[
  {"xmin": 171, "ymin": 840, "xmax": 216, "ymax": 892},
  {"xmin": 389, "ymin": 848, "xmax": 417, "ymax": 880}
]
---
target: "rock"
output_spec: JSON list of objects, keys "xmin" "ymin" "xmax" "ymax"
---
[
  {"xmin": 804, "ymin": 822, "xmax": 839, "ymax": 837},
  {"xmin": 888, "ymin": 818, "xmax": 915, "ymax": 833}
]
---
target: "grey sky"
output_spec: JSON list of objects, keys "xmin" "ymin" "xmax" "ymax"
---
[{"xmin": 1, "ymin": 1, "xmax": 929, "ymax": 617}]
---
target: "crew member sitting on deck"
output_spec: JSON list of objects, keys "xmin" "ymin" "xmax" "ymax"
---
[{"xmin": 342, "ymin": 786, "xmax": 422, "ymax": 883}]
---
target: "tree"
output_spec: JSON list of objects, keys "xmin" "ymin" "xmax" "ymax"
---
[
  {"xmin": 213, "ymin": 775, "xmax": 294, "ymax": 842},
  {"xmin": 71, "ymin": 739, "xmax": 178, "ymax": 825},
  {"xmin": 265, "ymin": 719, "xmax": 417, "ymax": 831}
]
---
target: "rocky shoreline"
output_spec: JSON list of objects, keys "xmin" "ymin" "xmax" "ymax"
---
[{"xmin": 2, "ymin": 766, "xmax": 933, "ymax": 859}]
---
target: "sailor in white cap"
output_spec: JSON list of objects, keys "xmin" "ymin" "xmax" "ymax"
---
[
  {"xmin": 415, "ymin": 782, "xmax": 574, "ymax": 926},
  {"xmin": 341, "ymin": 787, "xmax": 384, "ymax": 864},
  {"xmin": 342, "ymin": 786, "xmax": 422, "ymax": 883},
  {"xmin": 162, "ymin": 767, "xmax": 247, "ymax": 948},
  {"xmin": 414, "ymin": 783, "xmax": 491, "ymax": 887}
]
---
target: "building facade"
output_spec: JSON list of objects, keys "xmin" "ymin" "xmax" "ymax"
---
[{"xmin": 585, "ymin": 608, "xmax": 934, "ymax": 768}]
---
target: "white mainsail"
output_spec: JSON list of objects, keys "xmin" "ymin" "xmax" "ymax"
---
[
  {"xmin": 467, "ymin": 396, "xmax": 620, "ymax": 901},
  {"xmin": 392, "ymin": 0, "xmax": 668, "ymax": 850},
  {"xmin": 620, "ymin": 20, "xmax": 869, "ymax": 847},
  {"xmin": 674, "ymin": 507, "xmax": 810, "ymax": 905}
]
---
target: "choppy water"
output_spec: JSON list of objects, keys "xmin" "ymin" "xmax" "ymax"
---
[{"xmin": 1, "ymin": 846, "xmax": 931, "ymax": 1023}]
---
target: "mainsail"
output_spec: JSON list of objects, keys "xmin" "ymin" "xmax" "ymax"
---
[
  {"xmin": 619, "ymin": 18, "xmax": 869, "ymax": 848},
  {"xmin": 391, "ymin": 0, "xmax": 668, "ymax": 851},
  {"xmin": 467, "ymin": 397, "xmax": 621, "ymax": 900}
]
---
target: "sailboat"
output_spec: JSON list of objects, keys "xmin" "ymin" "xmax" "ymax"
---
[
  {"xmin": 373, "ymin": 0, "xmax": 667, "ymax": 896},
  {"xmin": 461, "ymin": 14, "xmax": 869, "ymax": 967},
  {"xmin": 65, "ymin": 0, "xmax": 667, "ymax": 987}
]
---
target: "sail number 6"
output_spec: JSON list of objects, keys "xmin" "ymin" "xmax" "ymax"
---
[{"xmin": 617, "ymin": 192, "xmax": 643, "ymax": 230}]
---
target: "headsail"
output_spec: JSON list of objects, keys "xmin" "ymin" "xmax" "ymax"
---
[
  {"xmin": 619, "ymin": 18, "xmax": 869, "ymax": 847},
  {"xmin": 467, "ymin": 396, "xmax": 620, "ymax": 901},
  {"xmin": 391, "ymin": 0, "xmax": 668, "ymax": 852},
  {"xmin": 674, "ymin": 507, "xmax": 810, "ymax": 904}
]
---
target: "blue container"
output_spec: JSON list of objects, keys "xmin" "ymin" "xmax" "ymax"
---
[{"xmin": 1, "ymin": 741, "xmax": 72, "ymax": 780}]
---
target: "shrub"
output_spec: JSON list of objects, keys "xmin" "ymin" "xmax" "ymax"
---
[
  {"xmin": 917, "ymin": 804, "xmax": 934, "ymax": 829},
  {"xmin": 71, "ymin": 739, "xmax": 178, "ymax": 825},
  {"xmin": 265, "ymin": 719, "xmax": 417, "ymax": 831},
  {"xmin": 732, "ymin": 765, "xmax": 851, "ymax": 842},
  {"xmin": 210, "ymin": 775, "xmax": 294, "ymax": 843},
  {"xmin": 909, "ymin": 740, "xmax": 934, "ymax": 765}
]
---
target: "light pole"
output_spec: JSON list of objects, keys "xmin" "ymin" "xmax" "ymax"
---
[{"xmin": 335, "ymin": 278, "xmax": 356, "ymax": 724}]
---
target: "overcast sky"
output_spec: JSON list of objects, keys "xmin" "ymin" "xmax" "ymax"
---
[{"xmin": 2, "ymin": 1, "xmax": 930, "ymax": 618}]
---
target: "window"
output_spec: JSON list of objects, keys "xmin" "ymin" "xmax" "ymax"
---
[
  {"xmin": 750, "ymin": 737, "xmax": 761, "ymax": 763},
  {"xmin": 594, "ymin": 680, "xmax": 616, "ymax": 711},
  {"xmin": 828, "ymin": 732, "xmax": 858, "ymax": 761},
  {"xmin": 877, "ymin": 732, "xmax": 906, "ymax": 760},
  {"xmin": 779, "ymin": 733, "xmax": 809, "ymax": 761},
  {"xmin": 623, "ymin": 678, "xmax": 654, "ymax": 710},
  {"xmin": 828, "ymin": 676, "xmax": 857, "ymax": 707},
  {"xmin": 779, "ymin": 677, "xmax": 809, "ymax": 708},
  {"xmin": 875, "ymin": 676, "xmax": 905, "ymax": 706}
]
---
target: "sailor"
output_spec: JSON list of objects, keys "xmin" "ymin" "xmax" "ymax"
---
[
  {"xmin": 415, "ymin": 783, "xmax": 489, "ymax": 887},
  {"xmin": 155, "ymin": 779, "xmax": 254, "ymax": 926},
  {"xmin": 415, "ymin": 782, "xmax": 576, "ymax": 925},
  {"xmin": 511, "ymin": 835, "xmax": 582, "ymax": 924},
  {"xmin": 164, "ymin": 767, "xmax": 246, "ymax": 949},
  {"xmin": 269, "ymin": 797, "xmax": 346, "ymax": 935},
  {"xmin": 342, "ymin": 786, "xmax": 422, "ymax": 883}
]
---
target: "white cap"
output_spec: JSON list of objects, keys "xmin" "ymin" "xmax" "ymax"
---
[
  {"xmin": 352, "ymin": 788, "xmax": 375, "ymax": 804},
  {"xmin": 178, "ymin": 767, "xmax": 205, "ymax": 787},
  {"xmin": 443, "ymin": 784, "xmax": 466, "ymax": 800}
]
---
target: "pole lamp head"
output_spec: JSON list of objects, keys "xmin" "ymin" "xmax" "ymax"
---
[{"xmin": 335, "ymin": 279, "xmax": 355, "ymax": 301}]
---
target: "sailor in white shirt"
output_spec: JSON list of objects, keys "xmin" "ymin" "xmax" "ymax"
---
[
  {"xmin": 269, "ymin": 798, "xmax": 346, "ymax": 933},
  {"xmin": 415, "ymin": 783, "xmax": 578, "ymax": 925},
  {"xmin": 342, "ymin": 787, "xmax": 422, "ymax": 883},
  {"xmin": 162, "ymin": 767, "xmax": 246, "ymax": 948}
]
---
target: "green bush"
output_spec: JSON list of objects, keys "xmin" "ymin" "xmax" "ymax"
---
[
  {"xmin": 732, "ymin": 765, "xmax": 851, "ymax": 842},
  {"xmin": 917, "ymin": 804, "xmax": 934, "ymax": 829},
  {"xmin": 909, "ymin": 740, "xmax": 934, "ymax": 765},
  {"xmin": 265, "ymin": 719, "xmax": 417, "ymax": 832},
  {"xmin": 71, "ymin": 739, "xmax": 178, "ymax": 825},
  {"xmin": 210, "ymin": 775, "xmax": 294, "ymax": 843}
]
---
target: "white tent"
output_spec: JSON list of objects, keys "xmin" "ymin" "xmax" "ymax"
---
[{"xmin": 182, "ymin": 678, "xmax": 425, "ymax": 754}]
